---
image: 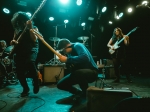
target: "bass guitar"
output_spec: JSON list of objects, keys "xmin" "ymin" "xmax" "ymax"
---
[
  {"xmin": 109, "ymin": 27, "xmax": 139, "ymax": 54},
  {"xmin": 30, "ymin": 29, "xmax": 82, "ymax": 71},
  {"xmin": 30, "ymin": 29, "xmax": 62, "ymax": 58}
]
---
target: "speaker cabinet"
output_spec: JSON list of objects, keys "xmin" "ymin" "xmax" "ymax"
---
[
  {"xmin": 43, "ymin": 65, "xmax": 64, "ymax": 83},
  {"xmin": 87, "ymin": 86, "xmax": 132, "ymax": 112}
]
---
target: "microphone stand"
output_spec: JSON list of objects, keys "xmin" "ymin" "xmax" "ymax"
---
[
  {"xmin": 89, "ymin": 31, "xmax": 95, "ymax": 54},
  {"xmin": 46, "ymin": 25, "xmax": 61, "ymax": 65}
]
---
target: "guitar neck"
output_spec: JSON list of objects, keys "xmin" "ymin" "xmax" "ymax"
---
[
  {"xmin": 117, "ymin": 32, "xmax": 131, "ymax": 45},
  {"xmin": 41, "ymin": 39, "xmax": 62, "ymax": 58},
  {"xmin": 31, "ymin": 29, "xmax": 61, "ymax": 58}
]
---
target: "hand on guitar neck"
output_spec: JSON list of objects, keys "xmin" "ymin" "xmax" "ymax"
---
[{"xmin": 30, "ymin": 29, "xmax": 68, "ymax": 63}]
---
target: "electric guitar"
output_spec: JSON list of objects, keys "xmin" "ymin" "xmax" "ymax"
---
[
  {"xmin": 30, "ymin": 29, "xmax": 77, "ymax": 71},
  {"xmin": 30, "ymin": 29, "xmax": 62, "ymax": 58},
  {"xmin": 9, "ymin": 0, "xmax": 47, "ymax": 56},
  {"xmin": 109, "ymin": 27, "xmax": 139, "ymax": 54}
]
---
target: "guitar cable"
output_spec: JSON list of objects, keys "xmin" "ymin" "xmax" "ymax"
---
[{"xmin": 6, "ymin": 92, "xmax": 46, "ymax": 112}]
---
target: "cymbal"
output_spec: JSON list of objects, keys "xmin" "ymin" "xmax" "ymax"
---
[
  {"xmin": 78, "ymin": 36, "xmax": 89, "ymax": 40},
  {"xmin": 49, "ymin": 37, "xmax": 60, "ymax": 41}
]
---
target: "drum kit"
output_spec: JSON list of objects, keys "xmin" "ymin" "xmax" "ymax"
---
[{"xmin": 0, "ymin": 46, "xmax": 18, "ymax": 85}]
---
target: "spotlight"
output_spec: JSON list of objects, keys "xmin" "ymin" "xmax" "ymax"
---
[
  {"xmin": 116, "ymin": 16, "xmax": 120, "ymax": 19},
  {"xmin": 118, "ymin": 12, "xmax": 123, "ymax": 18},
  {"xmin": 64, "ymin": 20, "xmax": 69, "ymax": 23},
  {"xmin": 59, "ymin": 0, "xmax": 69, "ymax": 4},
  {"xmin": 81, "ymin": 22, "xmax": 85, "ymax": 26},
  {"xmin": 128, "ymin": 8, "xmax": 132, "ymax": 13},
  {"xmin": 49, "ymin": 17, "xmax": 54, "ymax": 21},
  {"xmin": 142, "ymin": 1, "xmax": 148, "ymax": 6},
  {"xmin": 109, "ymin": 21, "xmax": 113, "ymax": 24},
  {"xmin": 3, "ymin": 8, "xmax": 10, "ymax": 14},
  {"xmin": 102, "ymin": 7, "xmax": 107, "ymax": 12},
  {"xmin": 76, "ymin": 0, "xmax": 82, "ymax": 6}
]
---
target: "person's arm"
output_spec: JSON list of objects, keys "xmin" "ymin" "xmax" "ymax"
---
[
  {"xmin": 124, "ymin": 35, "xmax": 129, "ymax": 46},
  {"xmin": 26, "ymin": 20, "xmax": 38, "ymax": 42},
  {"xmin": 10, "ymin": 31, "xmax": 18, "ymax": 45},
  {"xmin": 107, "ymin": 38, "xmax": 114, "ymax": 49}
]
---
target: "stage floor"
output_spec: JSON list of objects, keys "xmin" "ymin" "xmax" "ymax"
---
[{"xmin": 0, "ymin": 75, "xmax": 150, "ymax": 112}]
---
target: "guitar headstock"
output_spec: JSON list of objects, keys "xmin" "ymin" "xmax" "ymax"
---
[
  {"xmin": 37, "ymin": 0, "xmax": 47, "ymax": 11},
  {"xmin": 30, "ymin": 0, "xmax": 47, "ymax": 20},
  {"xmin": 132, "ymin": 27, "xmax": 139, "ymax": 32}
]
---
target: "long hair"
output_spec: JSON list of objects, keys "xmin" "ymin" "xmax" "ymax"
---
[
  {"xmin": 112, "ymin": 27, "xmax": 124, "ymax": 41},
  {"xmin": 11, "ymin": 11, "xmax": 31, "ymax": 32}
]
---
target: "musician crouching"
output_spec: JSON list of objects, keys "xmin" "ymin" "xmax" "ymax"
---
[
  {"xmin": 56, "ymin": 38, "xmax": 99, "ymax": 104},
  {"xmin": 107, "ymin": 27, "xmax": 132, "ymax": 83}
]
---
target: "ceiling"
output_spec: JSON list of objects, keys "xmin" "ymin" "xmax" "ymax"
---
[{"xmin": 0, "ymin": 0, "xmax": 150, "ymax": 64}]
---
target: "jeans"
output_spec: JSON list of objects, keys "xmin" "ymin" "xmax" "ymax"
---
[{"xmin": 57, "ymin": 69, "xmax": 98, "ymax": 96}]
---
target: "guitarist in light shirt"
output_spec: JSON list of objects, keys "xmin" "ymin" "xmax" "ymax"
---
[{"xmin": 107, "ymin": 27, "xmax": 132, "ymax": 83}]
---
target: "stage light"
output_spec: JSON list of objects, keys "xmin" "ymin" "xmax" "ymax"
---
[
  {"xmin": 116, "ymin": 16, "xmax": 120, "ymax": 19},
  {"xmin": 76, "ymin": 0, "xmax": 82, "ymax": 6},
  {"xmin": 142, "ymin": 1, "xmax": 148, "ymax": 5},
  {"xmin": 81, "ymin": 22, "xmax": 85, "ymax": 26},
  {"xmin": 128, "ymin": 8, "xmax": 132, "ymax": 13},
  {"xmin": 118, "ymin": 12, "xmax": 123, "ymax": 18},
  {"xmin": 109, "ymin": 21, "xmax": 112, "ymax": 24},
  {"xmin": 64, "ymin": 20, "xmax": 69, "ymax": 23},
  {"xmin": 49, "ymin": 17, "xmax": 54, "ymax": 21},
  {"xmin": 3, "ymin": 8, "xmax": 10, "ymax": 14},
  {"xmin": 59, "ymin": 0, "xmax": 69, "ymax": 4},
  {"xmin": 26, "ymin": 12, "xmax": 31, "ymax": 17},
  {"xmin": 102, "ymin": 7, "xmax": 107, "ymax": 12}
]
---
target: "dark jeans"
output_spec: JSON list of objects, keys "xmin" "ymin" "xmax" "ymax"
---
[
  {"xmin": 57, "ymin": 69, "xmax": 98, "ymax": 96},
  {"xmin": 112, "ymin": 58, "xmax": 130, "ymax": 80},
  {"xmin": 16, "ymin": 57, "xmax": 38, "ymax": 91}
]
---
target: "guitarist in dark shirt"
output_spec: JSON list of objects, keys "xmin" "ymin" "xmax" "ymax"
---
[
  {"xmin": 56, "ymin": 38, "xmax": 98, "ymax": 103},
  {"xmin": 10, "ymin": 11, "xmax": 40, "ymax": 97},
  {"xmin": 107, "ymin": 27, "xmax": 132, "ymax": 83}
]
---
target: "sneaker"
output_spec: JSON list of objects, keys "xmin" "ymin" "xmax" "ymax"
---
[
  {"xmin": 73, "ymin": 95, "xmax": 87, "ymax": 104},
  {"xmin": 33, "ymin": 83, "xmax": 39, "ymax": 94},
  {"xmin": 21, "ymin": 88, "xmax": 29, "ymax": 97}
]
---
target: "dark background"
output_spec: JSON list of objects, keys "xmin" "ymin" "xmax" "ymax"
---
[{"xmin": 0, "ymin": 0, "xmax": 150, "ymax": 75}]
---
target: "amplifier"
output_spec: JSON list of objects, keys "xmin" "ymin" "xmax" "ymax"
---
[
  {"xmin": 87, "ymin": 86, "xmax": 132, "ymax": 112},
  {"xmin": 43, "ymin": 65, "xmax": 64, "ymax": 83}
]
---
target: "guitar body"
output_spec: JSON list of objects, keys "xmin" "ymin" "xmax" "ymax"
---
[
  {"xmin": 109, "ymin": 42, "xmax": 120, "ymax": 54},
  {"xmin": 109, "ymin": 48, "xmax": 115, "ymax": 54}
]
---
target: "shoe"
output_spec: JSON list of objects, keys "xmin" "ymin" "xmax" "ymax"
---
[
  {"xmin": 113, "ymin": 79, "xmax": 120, "ymax": 83},
  {"xmin": 73, "ymin": 95, "xmax": 87, "ymax": 104},
  {"xmin": 21, "ymin": 88, "xmax": 29, "ymax": 97},
  {"xmin": 33, "ymin": 83, "xmax": 39, "ymax": 94}
]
